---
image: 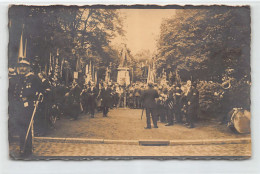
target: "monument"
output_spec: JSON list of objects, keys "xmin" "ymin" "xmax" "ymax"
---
[
  {"xmin": 147, "ymin": 61, "xmax": 156, "ymax": 84},
  {"xmin": 117, "ymin": 44, "xmax": 130, "ymax": 86}
]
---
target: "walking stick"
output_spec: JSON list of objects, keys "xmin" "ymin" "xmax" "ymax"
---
[{"xmin": 22, "ymin": 93, "xmax": 43, "ymax": 153}]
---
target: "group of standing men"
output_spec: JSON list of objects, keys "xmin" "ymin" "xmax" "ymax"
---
[
  {"xmin": 79, "ymin": 82, "xmax": 113, "ymax": 119},
  {"xmin": 9, "ymin": 57, "xmax": 200, "ymax": 157},
  {"xmin": 142, "ymin": 82, "xmax": 199, "ymax": 129}
]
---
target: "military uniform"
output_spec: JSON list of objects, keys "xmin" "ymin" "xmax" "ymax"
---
[{"xmin": 13, "ymin": 72, "xmax": 42, "ymax": 156}]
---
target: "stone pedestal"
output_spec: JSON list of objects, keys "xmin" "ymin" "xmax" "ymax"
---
[{"xmin": 117, "ymin": 67, "xmax": 130, "ymax": 86}]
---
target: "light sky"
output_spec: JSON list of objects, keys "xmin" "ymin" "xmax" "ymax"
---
[{"xmin": 112, "ymin": 9, "xmax": 176, "ymax": 55}]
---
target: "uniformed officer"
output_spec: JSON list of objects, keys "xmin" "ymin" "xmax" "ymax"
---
[
  {"xmin": 141, "ymin": 83, "xmax": 159, "ymax": 129},
  {"xmin": 13, "ymin": 59, "xmax": 42, "ymax": 157}
]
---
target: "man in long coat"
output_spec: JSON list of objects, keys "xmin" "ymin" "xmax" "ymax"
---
[
  {"xmin": 100, "ymin": 83, "xmax": 112, "ymax": 117},
  {"xmin": 186, "ymin": 82, "xmax": 199, "ymax": 128},
  {"xmin": 86, "ymin": 82, "xmax": 98, "ymax": 118},
  {"xmin": 69, "ymin": 81, "xmax": 81, "ymax": 120},
  {"xmin": 141, "ymin": 83, "xmax": 159, "ymax": 129}
]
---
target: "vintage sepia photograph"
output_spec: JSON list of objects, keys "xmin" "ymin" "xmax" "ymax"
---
[{"xmin": 8, "ymin": 5, "xmax": 251, "ymax": 160}]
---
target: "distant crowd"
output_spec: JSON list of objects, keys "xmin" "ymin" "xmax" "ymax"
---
[{"xmin": 9, "ymin": 67, "xmax": 201, "ymax": 137}]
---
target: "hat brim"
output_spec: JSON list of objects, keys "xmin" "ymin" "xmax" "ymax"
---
[{"xmin": 18, "ymin": 59, "xmax": 30, "ymax": 66}]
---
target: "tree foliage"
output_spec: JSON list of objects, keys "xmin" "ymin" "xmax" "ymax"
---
[
  {"xmin": 9, "ymin": 6, "xmax": 124, "ymax": 80},
  {"xmin": 157, "ymin": 7, "xmax": 250, "ymax": 82}
]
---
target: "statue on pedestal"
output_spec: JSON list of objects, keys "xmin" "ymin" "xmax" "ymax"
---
[{"xmin": 117, "ymin": 44, "xmax": 130, "ymax": 86}]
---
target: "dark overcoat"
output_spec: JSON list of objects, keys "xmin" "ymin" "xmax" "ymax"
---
[
  {"xmin": 100, "ymin": 87, "xmax": 112, "ymax": 107},
  {"xmin": 141, "ymin": 88, "xmax": 159, "ymax": 109}
]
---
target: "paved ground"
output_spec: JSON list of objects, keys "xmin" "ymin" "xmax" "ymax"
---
[
  {"xmin": 44, "ymin": 108, "xmax": 250, "ymax": 140},
  {"xmin": 9, "ymin": 141, "xmax": 251, "ymax": 157},
  {"xmin": 9, "ymin": 108, "xmax": 251, "ymax": 158}
]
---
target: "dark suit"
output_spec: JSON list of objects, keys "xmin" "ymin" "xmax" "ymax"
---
[
  {"xmin": 187, "ymin": 86, "xmax": 199, "ymax": 128},
  {"xmin": 100, "ymin": 87, "xmax": 112, "ymax": 116},
  {"xmin": 174, "ymin": 88, "xmax": 183, "ymax": 123},
  {"xmin": 86, "ymin": 87, "xmax": 98, "ymax": 117},
  {"xmin": 142, "ymin": 88, "xmax": 159, "ymax": 128},
  {"xmin": 70, "ymin": 84, "xmax": 81, "ymax": 120}
]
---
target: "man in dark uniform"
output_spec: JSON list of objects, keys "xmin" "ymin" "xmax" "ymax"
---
[
  {"xmin": 186, "ymin": 82, "xmax": 199, "ymax": 128},
  {"xmin": 86, "ymin": 82, "xmax": 98, "ymax": 118},
  {"xmin": 100, "ymin": 83, "xmax": 112, "ymax": 117},
  {"xmin": 13, "ymin": 59, "xmax": 42, "ymax": 157},
  {"xmin": 141, "ymin": 83, "xmax": 159, "ymax": 129}
]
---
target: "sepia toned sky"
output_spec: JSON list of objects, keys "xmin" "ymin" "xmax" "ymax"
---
[{"xmin": 113, "ymin": 9, "xmax": 176, "ymax": 56}]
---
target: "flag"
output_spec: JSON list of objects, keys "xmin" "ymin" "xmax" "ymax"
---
[
  {"xmin": 23, "ymin": 39, "xmax": 27, "ymax": 58},
  {"xmin": 92, "ymin": 66, "xmax": 95, "ymax": 80},
  {"xmin": 95, "ymin": 71, "xmax": 97, "ymax": 84},
  {"xmin": 44, "ymin": 64, "xmax": 47, "ymax": 76},
  {"xmin": 85, "ymin": 64, "xmax": 89, "ymax": 75},
  {"xmin": 76, "ymin": 57, "xmax": 81, "ymax": 72},
  {"xmin": 18, "ymin": 31, "xmax": 24, "ymax": 61},
  {"xmin": 89, "ymin": 61, "xmax": 92, "ymax": 81},
  {"xmin": 60, "ymin": 58, "xmax": 64, "ymax": 77},
  {"xmin": 147, "ymin": 65, "xmax": 151, "ymax": 84},
  {"xmin": 176, "ymin": 69, "xmax": 181, "ymax": 83},
  {"xmin": 48, "ymin": 53, "xmax": 52, "ymax": 76}
]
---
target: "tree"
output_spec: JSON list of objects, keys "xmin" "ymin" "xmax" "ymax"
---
[
  {"xmin": 9, "ymin": 6, "xmax": 124, "ymax": 82},
  {"xmin": 157, "ymin": 7, "xmax": 250, "ymax": 82}
]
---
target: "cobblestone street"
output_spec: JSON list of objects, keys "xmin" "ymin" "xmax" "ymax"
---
[
  {"xmin": 9, "ymin": 141, "xmax": 251, "ymax": 157},
  {"xmin": 9, "ymin": 108, "xmax": 251, "ymax": 158}
]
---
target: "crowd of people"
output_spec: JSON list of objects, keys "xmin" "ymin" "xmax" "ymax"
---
[
  {"xmin": 47, "ymin": 78, "xmax": 200, "ymax": 130},
  {"xmin": 140, "ymin": 82, "xmax": 199, "ymax": 129},
  {"xmin": 34, "ymin": 76, "xmax": 200, "ymax": 130},
  {"xmin": 9, "ymin": 59, "xmax": 201, "ymax": 157}
]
